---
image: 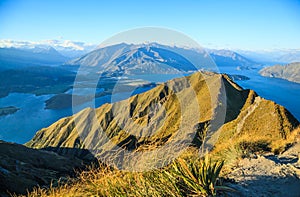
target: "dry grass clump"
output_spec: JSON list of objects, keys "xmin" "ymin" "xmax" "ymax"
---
[
  {"xmin": 23, "ymin": 154, "xmax": 232, "ymax": 197},
  {"xmin": 212, "ymin": 126, "xmax": 300, "ymax": 170}
]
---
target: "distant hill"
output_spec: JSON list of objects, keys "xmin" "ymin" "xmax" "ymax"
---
[{"xmin": 259, "ymin": 62, "xmax": 300, "ymax": 83}]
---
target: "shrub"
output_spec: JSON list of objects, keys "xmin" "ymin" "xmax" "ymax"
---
[{"xmin": 165, "ymin": 155, "xmax": 234, "ymax": 196}]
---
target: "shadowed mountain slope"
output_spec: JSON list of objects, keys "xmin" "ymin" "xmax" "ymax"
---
[{"xmin": 0, "ymin": 141, "xmax": 87, "ymax": 196}]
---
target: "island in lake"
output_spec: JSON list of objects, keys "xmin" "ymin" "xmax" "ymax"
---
[{"xmin": 0, "ymin": 106, "xmax": 20, "ymax": 116}]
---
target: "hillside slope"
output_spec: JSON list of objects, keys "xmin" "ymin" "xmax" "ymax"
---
[{"xmin": 26, "ymin": 71, "xmax": 299, "ymax": 170}]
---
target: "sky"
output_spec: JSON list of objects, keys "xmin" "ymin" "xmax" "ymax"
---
[{"xmin": 0, "ymin": 0, "xmax": 299, "ymax": 50}]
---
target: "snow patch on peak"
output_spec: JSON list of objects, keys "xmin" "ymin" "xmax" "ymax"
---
[{"xmin": 0, "ymin": 39, "xmax": 97, "ymax": 58}]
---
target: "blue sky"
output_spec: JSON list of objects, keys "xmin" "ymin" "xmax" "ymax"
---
[{"xmin": 0, "ymin": 0, "xmax": 299, "ymax": 50}]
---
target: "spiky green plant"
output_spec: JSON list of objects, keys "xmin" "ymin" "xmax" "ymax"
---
[{"xmin": 165, "ymin": 155, "xmax": 234, "ymax": 196}]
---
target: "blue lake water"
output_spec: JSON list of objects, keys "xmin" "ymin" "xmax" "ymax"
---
[
  {"xmin": 0, "ymin": 93, "xmax": 72, "ymax": 143},
  {"xmin": 219, "ymin": 68, "xmax": 300, "ymax": 121},
  {"xmin": 0, "ymin": 71, "xmax": 299, "ymax": 144},
  {"xmin": 0, "ymin": 85, "xmax": 155, "ymax": 144}
]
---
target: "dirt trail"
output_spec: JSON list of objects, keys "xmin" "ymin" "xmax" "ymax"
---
[
  {"xmin": 236, "ymin": 96, "xmax": 262, "ymax": 134},
  {"xmin": 225, "ymin": 143, "xmax": 300, "ymax": 197}
]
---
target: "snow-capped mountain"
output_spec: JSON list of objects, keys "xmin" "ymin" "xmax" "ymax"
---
[
  {"xmin": 42, "ymin": 40, "xmax": 97, "ymax": 58},
  {"xmin": 0, "ymin": 39, "xmax": 97, "ymax": 58}
]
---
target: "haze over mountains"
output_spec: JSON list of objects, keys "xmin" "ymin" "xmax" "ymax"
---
[
  {"xmin": 0, "ymin": 40, "xmax": 299, "ymax": 138},
  {"xmin": 0, "ymin": 40, "xmax": 299, "ymax": 118},
  {"xmin": 237, "ymin": 49, "xmax": 300, "ymax": 64}
]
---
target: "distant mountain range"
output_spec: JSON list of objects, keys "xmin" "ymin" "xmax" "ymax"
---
[
  {"xmin": 259, "ymin": 62, "xmax": 300, "ymax": 83},
  {"xmin": 0, "ymin": 47, "xmax": 68, "ymax": 70},
  {"xmin": 2, "ymin": 39, "xmax": 299, "ymax": 66},
  {"xmin": 0, "ymin": 39, "xmax": 97, "ymax": 70},
  {"xmin": 66, "ymin": 43, "xmax": 259, "ymax": 76}
]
